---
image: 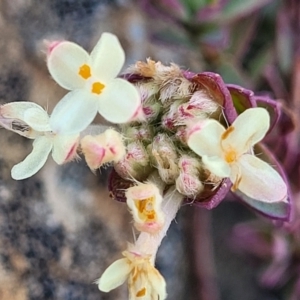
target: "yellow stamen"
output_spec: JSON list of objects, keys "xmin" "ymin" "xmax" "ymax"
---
[
  {"xmin": 136, "ymin": 287, "xmax": 146, "ymax": 297},
  {"xmin": 231, "ymin": 174, "xmax": 242, "ymax": 191},
  {"xmin": 221, "ymin": 126, "xmax": 235, "ymax": 140},
  {"xmin": 135, "ymin": 197, "xmax": 156, "ymax": 221},
  {"xmin": 78, "ymin": 64, "xmax": 91, "ymax": 79},
  {"xmin": 92, "ymin": 82, "xmax": 105, "ymax": 94},
  {"xmin": 224, "ymin": 149, "xmax": 237, "ymax": 163}
]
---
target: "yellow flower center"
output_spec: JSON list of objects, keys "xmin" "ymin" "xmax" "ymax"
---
[
  {"xmin": 78, "ymin": 64, "xmax": 91, "ymax": 79},
  {"xmin": 92, "ymin": 82, "xmax": 105, "ymax": 94},
  {"xmin": 224, "ymin": 149, "xmax": 237, "ymax": 163},
  {"xmin": 135, "ymin": 197, "xmax": 156, "ymax": 221}
]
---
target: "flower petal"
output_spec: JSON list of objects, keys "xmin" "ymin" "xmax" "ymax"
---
[
  {"xmin": 52, "ymin": 134, "xmax": 79, "ymax": 164},
  {"xmin": 222, "ymin": 108, "xmax": 270, "ymax": 155},
  {"xmin": 90, "ymin": 33, "xmax": 125, "ymax": 81},
  {"xmin": 233, "ymin": 154, "xmax": 288, "ymax": 203},
  {"xmin": 50, "ymin": 90, "xmax": 98, "ymax": 135},
  {"xmin": 11, "ymin": 136, "xmax": 52, "ymax": 180},
  {"xmin": 47, "ymin": 41, "xmax": 89, "ymax": 90},
  {"xmin": 98, "ymin": 258, "xmax": 131, "ymax": 292},
  {"xmin": 148, "ymin": 268, "xmax": 167, "ymax": 300},
  {"xmin": 98, "ymin": 78, "xmax": 140, "ymax": 123},
  {"xmin": 202, "ymin": 155, "xmax": 231, "ymax": 178},
  {"xmin": 24, "ymin": 107, "xmax": 51, "ymax": 132},
  {"xmin": 0, "ymin": 102, "xmax": 45, "ymax": 120},
  {"xmin": 0, "ymin": 102, "xmax": 47, "ymax": 138},
  {"xmin": 234, "ymin": 189, "xmax": 290, "ymax": 220},
  {"xmin": 187, "ymin": 119, "xmax": 224, "ymax": 157}
]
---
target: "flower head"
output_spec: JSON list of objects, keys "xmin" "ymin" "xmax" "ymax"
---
[
  {"xmin": 0, "ymin": 101, "xmax": 79, "ymax": 180},
  {"xmin": 98, "ymin": 245, "xmax": 167, "ymax": 300},
  {"xmin": 187, "ymin": 107, "xmax": 287, "ymax": 203},
  {"xmin": 126, "ymin": 182, "xmax": 164, "ymax": 234},
  {"xmin": 47, "ymin": 32, "xmax": 141, "ymax": 134}
]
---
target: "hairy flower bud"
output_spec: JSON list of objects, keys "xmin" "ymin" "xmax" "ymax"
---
[
  {"xmin": 161, "ymin": 100, "xmax": 184, "ymax": 131},
  {"xmin": 114, "ymin": 141, "xmax": 152, "ymax": 181},
  {"xmin": 123, "ymin": 124, "xmax": 154, "ymax": 143},
  {"xmin": 81, "ymin": 128, "xmax": 125, "ymax": 171},
  {"xmin": 175, "ymin": 155, "xmax": 204, "ymax": 197},
  {"xmin": 149, "ymin": 134, "xmax": 179, "ymax": 184},
  {"xmin": 176, "ymin": 90, "xmax": 220, "ymax": 125}
]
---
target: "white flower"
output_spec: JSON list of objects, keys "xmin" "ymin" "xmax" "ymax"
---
[
  {"xmin": 98, "ymin": 245, "xmax": 167, "ymax": 300},
  {"xmin": 126, "ymin": 182, "xmax": 164, "ymax": 234},
  {"xmin": 0, "ymin": 102, "xmax": 79, "ymax": 180},
  {"xmin": 187, "ymin": 107, "xmax": 287, "ymax": 203},
  {"xmin": 47, "ymin": 32, "xmax": 141, "ymax": 134},
  {"xmin": 80, "ymin": 128, "xmax": 125, "ymax": 171}
]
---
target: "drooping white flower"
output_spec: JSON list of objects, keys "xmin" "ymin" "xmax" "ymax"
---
[
  {"xmin": 0, "ymin": 101, "xmax": 79, "ymax": 180},
  {"xmin": 98, "ymin": 245, "xmax": 167, "ymax": 300},
  {"xmin": 126, "ymin": 182, "xmax": 164, "ymax": 234},
  {"xmin": 187, "ymin": 107, "xmax": 287, "ymax": 203},
  {"xmin": 47, "ymin": 32, "xmax": 141, "ymax": 134}
]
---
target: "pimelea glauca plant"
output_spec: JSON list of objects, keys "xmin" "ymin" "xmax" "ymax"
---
[{"xmin": 0, "ymin": 33, "xmax": 290, "ymax": 299}]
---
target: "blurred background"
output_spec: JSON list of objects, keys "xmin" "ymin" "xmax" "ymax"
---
[{"xmin": 0, "ymin": 0, "xmax": 299, "ymax": 299}]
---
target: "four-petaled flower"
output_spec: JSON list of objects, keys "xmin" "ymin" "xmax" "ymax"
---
[
  {"xmin": 0, "ymin": 102, "xmax": 79, "ymax": 180},
  {"xmin": 98, "ymin": 245, "xmax": 167, "ymax": 300},
  {"xmin": 47, "ymin": 32, "xmax": 141, "ymax": 134},
  {"xmin": 126, "ymin": 182, "xmax": 165, "ymax": 234},
  {"xmin": 187, "ymin": 107, "xmax": 287, "ymax": 203}
]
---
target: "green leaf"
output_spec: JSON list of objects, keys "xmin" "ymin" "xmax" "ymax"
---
[
  {"xmin": 216, "ymin": 60, "xmax": 250, "ymax": 87},
  {"xmin": 179, "ymin": 0, "xmax": 214, "ymax": 17},
  {"xmin": 221, "ymin": 0, "xmax": 273, "ymax": 21}
]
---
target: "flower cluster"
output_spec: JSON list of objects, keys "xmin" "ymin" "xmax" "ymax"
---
[
  {"xmin": 0, "ymin": 32, "xmax": 141, "ymax": 179},
  {"xmin": 0, "ymin": 33, "xmax": 290, "ymax": 299}
]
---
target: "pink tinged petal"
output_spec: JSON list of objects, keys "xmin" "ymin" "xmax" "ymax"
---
[
  {"xmin": 0, "ymin": 102, "xmax": 46, "ymax": 138},
  {"xmin": 98, "ymin": 258, "xmax": 131, "ymax": 292},
  {"xmin": 47, "ymin": 41, "xmax": 89, "ymax": 90},
  {"xmin": 11, "ymin": 136, "xmax": 52, "ymax": 180},
  {"xmin": 0, "ymin": 102, "xmax": 45, "ymax": 120},
  {"xmin": 52, "ymin": 134, "xmax": 79, "ymax": 164},
  {"xmin": 222, "ymin": 107, "xmax": 270, "ymax": 155},
  {"xmin": 98, "ymin": 79, "xmax": 141, "ymax": 124},
  {"xmin": 81, "ymin": 135, "xmax": 106, "ymax": 170},
  {"xmin": 23, "ymin": 107, "xmax": 51, "ymax": 132},
  {"xmin": 202, "ymin": 155, "xmax": 231, "ymax": 178},
  {"xmin": 90, "ymin": 33, "xmax": 125, "ymax": 81},
  {"xmin": 187, "ymin": 119, "xmax": 225, "ymax": 157},
  {"xmin": 233, "ymin": 154, "xmax": 288, "ymax": 203},
  {"xmin": 50, "ymin": 90, "xmax": 98, "ymax": 135}
]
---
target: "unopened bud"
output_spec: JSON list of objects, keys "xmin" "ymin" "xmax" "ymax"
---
[
  {"xmin": 175, "ymin": 155, "xmax": 204, "ymax": 197},
  {"xmin": 161, "ymin": 100, "xmax": 183, "ymax": 131},
  {"xmin": 126, "ymin": 182, "xmax": 164, "ymax": 234},
  {"xmin": 176, "ymin": 91, "xmax": 219, "ymax": 125},
  {"xmin": 150, "ymin": 134, "xmax": 179, "ymax": 184},
  {"xmin": 123, "ymin": 124, "xmax": 154, "ymax": 143},
  {"xmin": 114, "ymin": 141, "xmax": 152, "ymax": 180},
  {"xmin": 81, "ymin": 128, "xmax": 125, "ymax": 171},
  {"xmin": 155, "ymin": 64, "xmax": 191, "ymax": 106}
]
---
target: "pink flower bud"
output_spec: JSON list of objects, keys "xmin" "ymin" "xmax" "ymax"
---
[
  {"xmin": 150, "ymin": 134, "xmax": 179, "ymax": 184},
  {"xmin": 175, "ymin": 91, "xmax": 220, "ymax": 125},
  {"xmin": 114, "ymin": 141, "xmax": 152, "ymax": 181},
  {"xmin": 175, "ymin": 155, "xmax": 204, "ymax": 197},
  {"xmin": 81, "ymin": 129, "xmax": 125, "ymax": 171},
  {"xmin": 123, "ymin": 124, "xmax": 154, "ymax": 143}
]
